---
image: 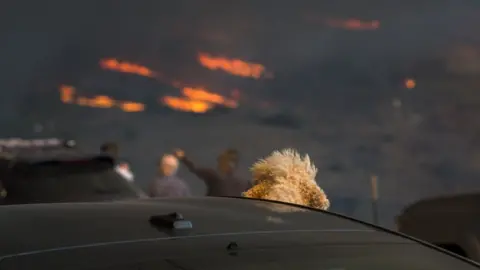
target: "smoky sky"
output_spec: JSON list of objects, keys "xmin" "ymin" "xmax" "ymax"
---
[
  {"xmin": 2, "ymin": 0, "xmax": 479, "ymax": 101},
  {"xmin": 1, "ymin": 0, "xmax": 479, "ymax": 146}
]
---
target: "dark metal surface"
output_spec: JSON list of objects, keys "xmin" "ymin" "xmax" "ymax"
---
[
  {"xmin": 3, "ymin": 151, "xmax": 111, "ymax": 164},
  {"xmin": 0, "ymin": 138, "xmax": 108, "ymax": 164},
  {"xmin": 2, "ymin": 197, "xmax": 480, "ymax": 270},
  {"xmin": 0, "ymin": 197, "xmax": 410, "ymax": 256},
  {"xmin": 0, "ymin": 147, "xmax": 143, "ymax": 205},
  {"xmin": 396, "ymin": 192, "xmax": 480, "ymax": 260},
  {"xmin": 1, "ymin": 231, "xmax": 470, "ymax": 270}
]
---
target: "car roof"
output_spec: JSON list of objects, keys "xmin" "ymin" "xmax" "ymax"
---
[
  {"xmin": 0, "ymin": 149, "xmax": 111, "ymax": 164},
  {"xmin": 0, "ymin": 197, "xmax": 416, "ymax": 257},
  {"xmin": 0, "ymin": 138, "xmax": 109, "ymax": 164}
]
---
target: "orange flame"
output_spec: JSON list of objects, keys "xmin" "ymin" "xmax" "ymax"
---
[
  {"xmin": 161, "ymin": 96, "xmax": 213, "ymax": 113},
  {"xmin": 59, "ymin": 85, "xmax": 145, "ymax": 112},
  {"xmin": 198, "ymin": 53, "xmax": 268, "ymax": 79},
  {"xmin": 404, "ymin": 78, "xmax": 416, "ymax": 89},
  {"xmin": 120, "ymin": 102, "xmax": 145, "ymax": 112},
  {"xmin": 99, "ymin": 58, "xmax": 155, "ymax": 77},
  {"xmin": 182, "ymin": 87, "xmax": 238, "ymax": 108},
  {"xmin": 325, "ymin": 18, "xmax": 380, "ymax": 30},
  {"xmin": 60, "ymin": 85, "xmax": 75, "ymax": 103},
  {"xmin": 95, "ymin": 58, "xmax": 242, "ymax": 114},
  {"xmin": 161, "ymin": 87, "xmax": 238, "ymax": 113}
]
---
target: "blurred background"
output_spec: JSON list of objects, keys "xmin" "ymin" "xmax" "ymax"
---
[{"xmin": 2, "ymin": 0, "xmax": 480, "ymax": 226}]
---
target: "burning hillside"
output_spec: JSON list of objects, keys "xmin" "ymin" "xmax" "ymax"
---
[{"xmin": 60, "ymin": 53, "xmax": 268, "ymax": 113}]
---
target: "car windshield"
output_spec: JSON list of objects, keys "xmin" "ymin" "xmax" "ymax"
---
[{"xmin": 3, "ymin": 2, "xmax": 480, "ymax": 223}]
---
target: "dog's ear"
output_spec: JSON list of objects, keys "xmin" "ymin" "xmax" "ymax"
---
[
  {"xmin": 243, "ymin": 184, "xmax": 267, "ymax": 199},
  {"xmin": 305, "ymin": 184, "xmax": 330, "ymax": 210}
]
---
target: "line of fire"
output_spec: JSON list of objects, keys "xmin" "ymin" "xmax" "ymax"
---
[
  {"xmin": 59, "ymin": 53, "xmax": 263, "ymax": 114},
  {"xmin": 59, "ymin": 53, "xmax": 417, "ymax": 114}
]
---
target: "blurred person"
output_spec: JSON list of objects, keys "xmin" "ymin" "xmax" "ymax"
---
[
  {"xmin": 101, "ymin": 141, "xmax": 123, "ymax": 183},
  {"xmin": 148, "ymin": 154, "xmax": 190, "ymax": 197},
  {"xmin": 100, "ymin": 142, "xmax": 135, "ymax": 182},
  {"xmin": 243, "ymin": 148, "xmax": 330, "ymax": 210},
  {"xmin": 100, "ymin": 142, "xmax": 119, "ymax": 159},
  {"xmin": 114, "ymin": 159, "xmax": 147, "ymax": 199},
  {"xmin": 0, "ymin": 180, "xmax": 5, "ymax": 202},
  {"xmin": 174, "ymin": 148, "xmax": 251, "ymax": 197}
]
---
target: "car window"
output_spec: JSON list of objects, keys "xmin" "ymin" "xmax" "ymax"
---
[
  {"xmin": 2, "ymin": 164, "xmax": 140, "ymax": 204},
  {"xmin": 1, "ymin": 241, "xmax": 478, "ymax": 270}
]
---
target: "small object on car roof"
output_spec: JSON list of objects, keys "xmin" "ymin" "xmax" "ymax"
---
[
  {"xmin": 149, "ymin": 212, "xmax": 193, "ymax": 230},
  {"xmin": 226, "ymin": 242, "xmax": 239, "ymax": 251}
]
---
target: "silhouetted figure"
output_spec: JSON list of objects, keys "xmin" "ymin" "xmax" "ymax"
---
[
  {"xmin": 174, "ymin": 148, "xmax": 251, "ymax": 197},
  {"xmin": 100, "ymin": 142, "xmax": 119, "ymax": 159},
  {"xmin": 149, "ymin": 154, "xmax": 190, "ymax": 197},
  {"xmin": 0, "ymin": 181, "xmax": 5, "ymax": 204},
  {"xmin": 100, "ymin": 143, "xmax": 140, "ymax": 192}
]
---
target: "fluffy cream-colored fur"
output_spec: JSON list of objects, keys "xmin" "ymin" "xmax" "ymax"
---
[{"xmin": 243, "ymin": 148, "xmax": 330, "ymax": 210}]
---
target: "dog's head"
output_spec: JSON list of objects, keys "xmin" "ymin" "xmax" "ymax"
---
[{"xmin": 250, "ymin": 148, "xmax": 318, "ymax": 185}]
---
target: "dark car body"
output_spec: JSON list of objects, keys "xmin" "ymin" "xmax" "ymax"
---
[
  {"xmin": 0, "ymin": 140, "xmax": 146, "ymax": 205},
  {"xmin": 0, "ymin": 197, "xmax": 478, "ymax": 270},
  {"xmin": 397, "ymin": 193, "xmax": 480, "ymax": 261}
]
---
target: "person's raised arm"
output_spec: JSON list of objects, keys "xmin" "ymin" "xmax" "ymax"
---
[{"xmin": 174, "ymin": 149, "xmax": 220, "ymax": 186}]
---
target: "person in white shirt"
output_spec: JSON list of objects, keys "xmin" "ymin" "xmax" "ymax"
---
[
  {"xmin": 115, "ymin": 161, "xmax": 135, "ymax": 182},
  {"xmin": 99, "ymin": 142, "xmax": 134, "ymax": 182}
]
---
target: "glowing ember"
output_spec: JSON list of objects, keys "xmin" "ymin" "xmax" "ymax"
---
[
  {"xmin": 404, "ymin": 78, "xmax": 416, "ymax": 89},
  {"xmin": 60, "ymin": 85, "xmax": 75, "ymax": 103}
]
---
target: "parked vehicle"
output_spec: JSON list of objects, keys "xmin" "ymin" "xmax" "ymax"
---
[
  {"xmin": 0, "ymin": 196, "xmax": 478, "ymax": 269},
  {"xmin": 397, "ymin": 193, "xmax": 480, "ymax": 261},
  {"xmin": 0, "ymin": 138, "xmax": 146, "ymax": 205}
]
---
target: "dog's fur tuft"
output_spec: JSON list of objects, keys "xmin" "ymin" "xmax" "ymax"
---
[{"xmin": 243, "ymin": 148, "xmax": 330, "ymax": 210}]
